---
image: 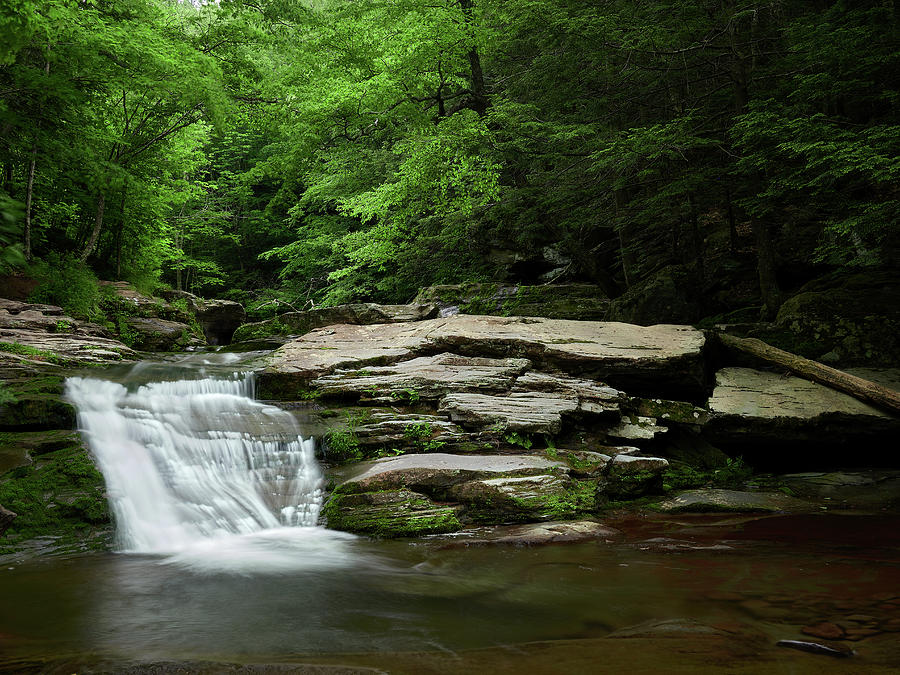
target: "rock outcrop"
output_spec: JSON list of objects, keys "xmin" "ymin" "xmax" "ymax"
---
[
  {"xmin": 414, "ymin": 283, "xmax": 610, "ymax": 320},
  {"xmin": 260, "ymin": 315, "xmax": 706, "ymax": 398},
  {"xmin": 159, "ymin": 289, "xmax": 245, "ymax": 345},
  {"xmin": 704, "ymin": 367, "xmax": 900, "ymax": 457},
  {"xmin": 0, "ymin": 503, "xmax": 16, "ymax": 536},
  {"xmin": 1, "ymin": 298, "xmax": 136, "ymax": 366},
  {"xmin": 321, "ymin": 451, "xmax": 672, "ymax": 536},
  {"xmin": 772, "ymin": 271, "xmax": 900, "ymax": 366}
]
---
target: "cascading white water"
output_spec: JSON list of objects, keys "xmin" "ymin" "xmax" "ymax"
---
[{"xmin": 66, "ymin": 370, "xmax": 325, "ymax": 556}]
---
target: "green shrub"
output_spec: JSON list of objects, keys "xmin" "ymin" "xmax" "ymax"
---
[{"xmin": 28, "ymin": 252, "xmax": 101, "ymax": 321}]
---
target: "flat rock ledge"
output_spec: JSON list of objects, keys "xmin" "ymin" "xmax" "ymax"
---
[
  {"xmin": 704, "ymin": 367, "xmax": 900, "ymax": 451},
  {"xmin": 657, "ymin": 489, "xmax": 812, "ymax": 514},
  {"xmin": 1, "ymin": 298, "xmax": 136, "ymax": 365},
  {"xmin": 312, "ymin": 353, "xmax": 531, "ymax": 400},
  {"xmin": 0, "ymin": 327, "xmax": 136, "ymax": 366},
  {"xmin": 259, "ymin": 315, "xmax": 706, "ymax": 398}
]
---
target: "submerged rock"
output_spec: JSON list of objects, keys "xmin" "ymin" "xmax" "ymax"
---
[
  {"xmin": 444, "ymin": 520, "xmax": 623, "ymax": 547},
  {"xmin": 658, "ymin": 489, "xmax": 811, "ymax": 514}
]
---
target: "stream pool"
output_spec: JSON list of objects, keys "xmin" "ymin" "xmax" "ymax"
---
[{"xmin": 1, "ymin": 512, "xmax": 898, "ymax": 673}]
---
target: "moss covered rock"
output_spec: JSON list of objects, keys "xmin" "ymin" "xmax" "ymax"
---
[
  {"xmin": 607, "ymin": 265, "xmax": 704, "ymax": 326},
  {"xmin": 232, "ymin": 303, "xmax": 438, "ymax": 343},
  {"xmin": 321, "ymin": 488, "xmax": 461, "ymax": 537},
  {"xmin": 0, "ymin": 433, "xmax": 110, "ymax": 550},
  {"xmin": 415, "ymin": 283, "xmax": 610, "ymax": 320},
  {"xmin": 772, "ymin": 271, "xmax": 900, "ymax": 366}
]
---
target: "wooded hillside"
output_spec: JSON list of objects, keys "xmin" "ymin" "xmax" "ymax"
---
[{"xmin": 2, "ymin": 0, "xmax": 897, "ymax": 323}]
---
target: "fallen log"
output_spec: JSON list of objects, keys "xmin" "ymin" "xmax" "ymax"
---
[{"xmin": 713, "ymin": 332, "xmax": 900, "ymax": 416}]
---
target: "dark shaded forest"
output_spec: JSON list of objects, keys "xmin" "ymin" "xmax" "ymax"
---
[{"xmin": 1, "ymin": 0, "xmax": 897, "ymax": 325}]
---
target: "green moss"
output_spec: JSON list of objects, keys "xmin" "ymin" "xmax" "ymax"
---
[
  {"xmin": 232, "ymin": 318, "xmax": 289, "ymax": 343},
  {"xmin": 0, "ymin": 341, "xmax": 71, "ymax": 366},
  {"xmin": 322, "ymin": 489, "xmax": 461, "ymax": 537},
  {"xmin": 0, "ymin": 440, "xmax": 110, "ymax": 548},
  {"xmin": 522, "ymin": 479, "xmax": 596, "ymax": 520}
]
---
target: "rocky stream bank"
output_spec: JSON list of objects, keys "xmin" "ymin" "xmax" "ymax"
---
[{"xmin": 1, "ymin": 287, "xmax": 899, "ymax": 557}]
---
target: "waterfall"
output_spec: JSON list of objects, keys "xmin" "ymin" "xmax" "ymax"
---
[{"xmin": 66, "ymin": 370, "xmax": 325, "ymax": 556}]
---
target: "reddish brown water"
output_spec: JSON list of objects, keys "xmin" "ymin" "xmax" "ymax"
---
[{"xmin": 1, "ymin": 512, "xmax": 898, "ymax": 673}]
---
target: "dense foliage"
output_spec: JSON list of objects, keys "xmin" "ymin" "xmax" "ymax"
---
[{"xmin": 1, "ymin": 0, "xmax": 897, "ymax": 317}]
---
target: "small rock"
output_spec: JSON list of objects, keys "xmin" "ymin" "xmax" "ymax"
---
[{"xmin": 802, "ymin": 621, "xmax": 846, "ymax": 640}]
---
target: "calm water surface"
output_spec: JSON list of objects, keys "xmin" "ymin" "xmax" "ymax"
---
[{"xmin": 1, "ymin": 513, "xmax": 898, "ymax": 672}]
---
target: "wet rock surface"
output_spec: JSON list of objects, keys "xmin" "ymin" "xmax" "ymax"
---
[
  {"xmin": 658, "ymin": 489, "xmax": 811, "ymax": 514},
  {"xmin": 440, "ymin": 520, "xmax": 623, "ymax": 547}
]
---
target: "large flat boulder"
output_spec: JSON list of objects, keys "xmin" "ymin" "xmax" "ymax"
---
[
  {"xmin": 260, "ymin": 315, "xmax": 706, "ymax": 399},
  {"xmin": 323, "ymin": 452, "xmax": 596, "ymax": 536},
  {"xmin": 335, "ymin": 452, "xmax": 567, "ymax": 494},
  {"xmin": 312, "ymin": 353, "xmax": 531, "ymax": 400},
  {"xmin": 450, "ymin": 474, "xmax": 581, "ymax": 523},
  {"xmin": 321, "ymin": 488, "xmax": 461, "ymax": 537},
  {"xmin": 704, "ymin": 367, "xmax": 900, "ymax": 456}
]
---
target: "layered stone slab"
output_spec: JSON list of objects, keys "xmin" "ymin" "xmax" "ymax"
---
[
  {"xmin": 705, "ymin": 367, "xmax": 899, "ymax": 451},
  {"xmin": 312, "ymin": 353, "xmax": 531, "ymax": 400},
  {"xmin": 438, "ymin": 392, "xmax": 579, "ymax": 434},
  {"xmin": 259, "ymin": 315, "xmax": 706, "ymax": 398}
]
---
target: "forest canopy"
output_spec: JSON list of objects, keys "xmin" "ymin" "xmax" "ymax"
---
[{"xmin": 1, "ymin": 0, "xmax": 897, "ymax": 319}]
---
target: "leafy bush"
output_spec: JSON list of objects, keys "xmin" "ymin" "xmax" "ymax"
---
[{"xmin": 28, "ymin": 252, "xmax": 102, "ymax": 321}]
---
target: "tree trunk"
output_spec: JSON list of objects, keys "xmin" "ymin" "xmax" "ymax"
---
[
  {"xmin": 725, "ymin": 185, "xmax": 737, "ymax": 253},
  {"xmin": 752, "ymin": 218, "xmax": 781, "ymax": 318},
  {"xmin": 714, "ymin": 333, "xmax": 900, "ymax": 415},
  {"xmin": 79, "ymin": 192, "xmax": 105, "ymax": 262},
  {"xmin": 114, "ymin": 184, "xmax": 127, "ymax": 278},
  {"xmin": 458, "ymin": 0, "xmax": 489, "ymax": 116},
  {"xmin": 23, "ymin": 149, "xmax": 36, "ymax": 262}
]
